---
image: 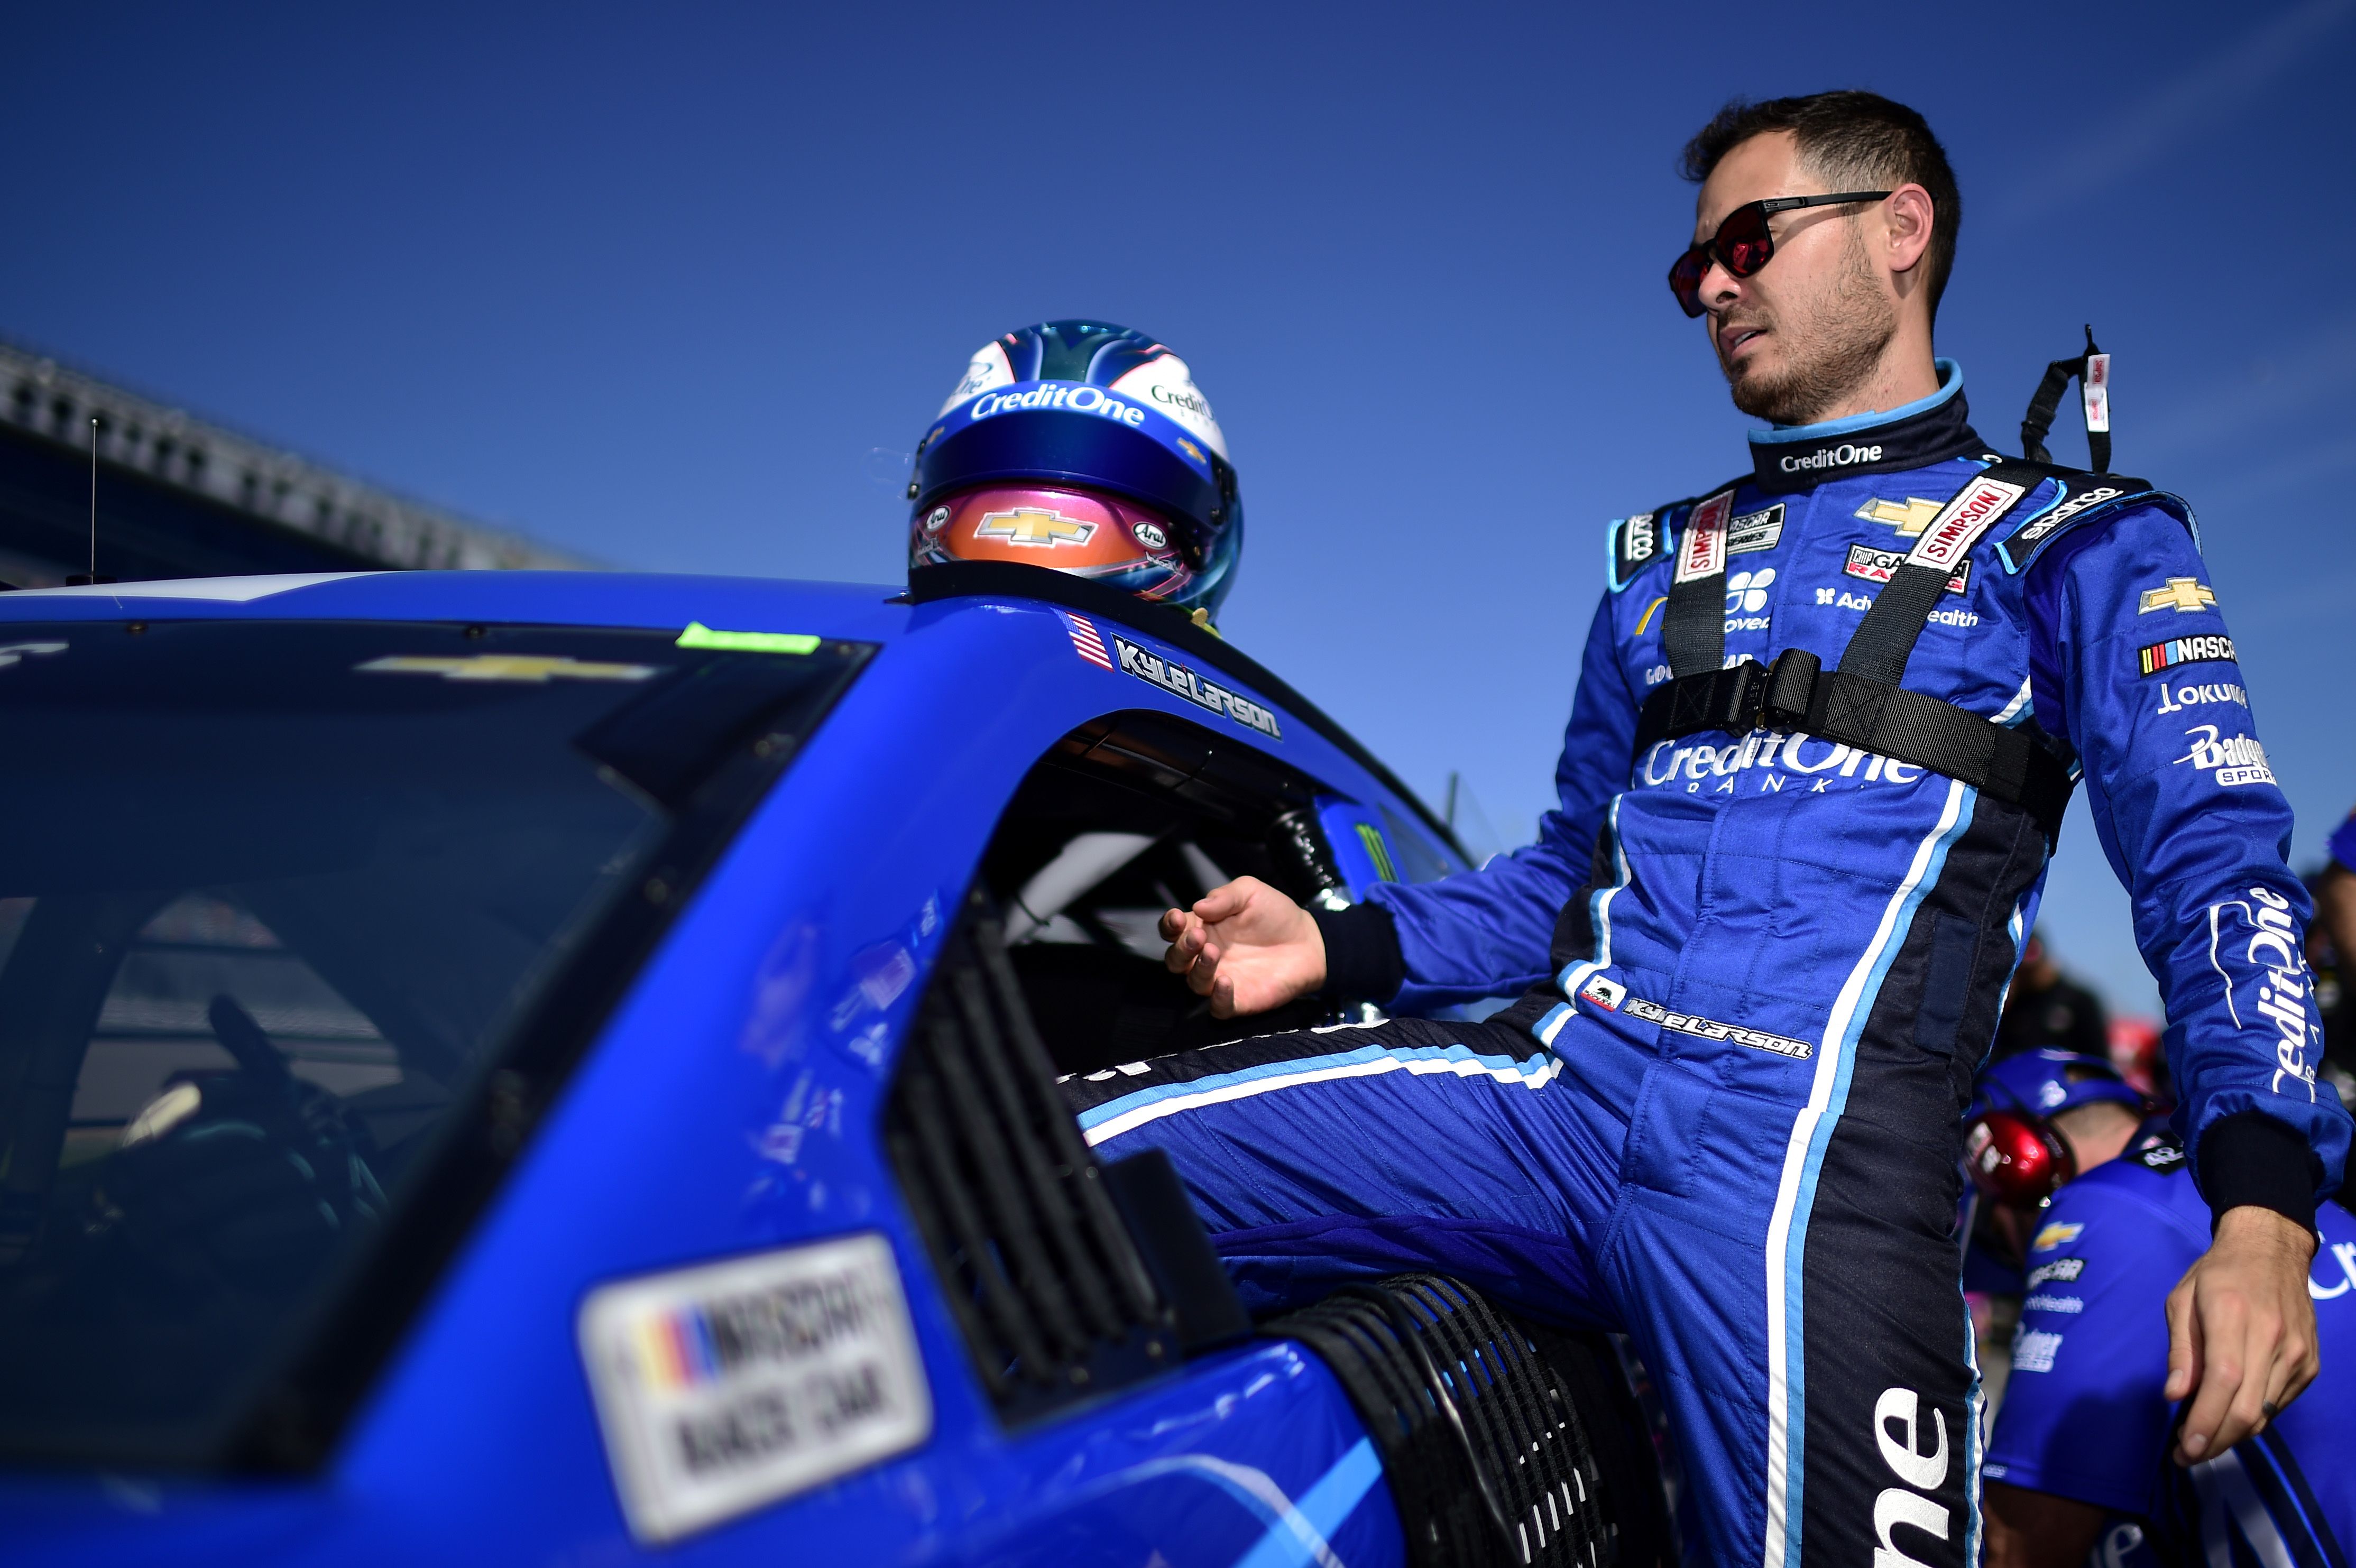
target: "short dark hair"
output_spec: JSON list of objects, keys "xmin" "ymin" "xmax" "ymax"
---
[{"xmin": 1680, "ymin": 90, "xmax": 1962, "ymax": 319}]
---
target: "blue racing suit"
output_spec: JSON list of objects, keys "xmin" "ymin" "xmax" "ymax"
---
[{"xmin": 1064, "ymin": 362, "xmax": 2351, "ymax": 1568}]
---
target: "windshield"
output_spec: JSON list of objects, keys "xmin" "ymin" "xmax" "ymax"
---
[{"xmin": 0, "ymin": 618, "xmax": 866, "ymax": 1466}]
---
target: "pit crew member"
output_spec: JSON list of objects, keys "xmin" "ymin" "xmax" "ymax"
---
[{"xmin": 1966, "ymin": 1050, "xmax": 2356, "ymax": 1568}]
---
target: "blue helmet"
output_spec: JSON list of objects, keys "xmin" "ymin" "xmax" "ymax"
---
[
  {"xmin": 1971, "ymin": 1048, "xmax": 2145, "ymax": 1123},
  {"xmin": 908, "ymin": 321, "xmax": 1243, "ymax": 623}
]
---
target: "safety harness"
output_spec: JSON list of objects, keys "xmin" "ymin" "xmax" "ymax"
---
[{"xmin": 1631, "ymin": 448, "xmax": 2148, "ymax": 848}]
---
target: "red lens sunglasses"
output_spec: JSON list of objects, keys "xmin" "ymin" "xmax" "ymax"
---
[{"xmin": 1668, "ymin": 191, "xmax": 1891, "ymax": 317}]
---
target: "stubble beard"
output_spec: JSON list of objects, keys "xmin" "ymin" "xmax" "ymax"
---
[{"xmin": 1721, "ymin": 224, "xmax": 1897, "ymax": 426}]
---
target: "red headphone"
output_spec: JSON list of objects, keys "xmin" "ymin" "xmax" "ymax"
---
[
  {"xmin": 1963, "ymin": 1110, "xmax": 2077, "ymax": 1209},
  {"xmin": 1963, "ymin": 1050, "xmax": 2150, "ymax": 1209}
]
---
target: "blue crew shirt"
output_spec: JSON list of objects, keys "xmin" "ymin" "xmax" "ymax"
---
[{"xmin": 1984, "ymin": 1126, "xmax": 2356, "ymax": 1566}]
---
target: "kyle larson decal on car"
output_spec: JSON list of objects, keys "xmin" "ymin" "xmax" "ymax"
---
[{"xmin": 1059, "ymin": 612, "xmax": 1282, "ymax": 740}]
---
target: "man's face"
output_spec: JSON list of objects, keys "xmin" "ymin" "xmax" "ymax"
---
[{"xmin": 1692, "ymin": 131, "xmax": 1897, "ymax": 425}]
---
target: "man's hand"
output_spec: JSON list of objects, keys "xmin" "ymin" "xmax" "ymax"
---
[
  {"xmin": 1161, "ymin": 877, "xmax": 1324, "ymax": 1019},
  {"xmin": 2165, "ymin": 1205, "xmax": 2320, "ymax": 1464}
]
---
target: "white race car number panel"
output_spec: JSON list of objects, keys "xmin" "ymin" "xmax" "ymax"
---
[{"xmin": 579, "ymin": 1231, "xmax": 931, "ymax": 1543}]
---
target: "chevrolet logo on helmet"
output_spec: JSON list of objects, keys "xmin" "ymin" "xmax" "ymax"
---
[{"xmin": 972, "ymin": 507, "xmax": 1098, "ymax": 547}]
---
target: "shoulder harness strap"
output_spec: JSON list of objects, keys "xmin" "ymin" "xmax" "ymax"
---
[{"xmin": 1633, "ymin": 460, "xmax": 2082, "ymax": 844}]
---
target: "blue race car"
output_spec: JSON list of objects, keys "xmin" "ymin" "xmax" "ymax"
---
[{"xmin": 0, "ymin": 561, "xmax": 1667, "ymax": 1567}]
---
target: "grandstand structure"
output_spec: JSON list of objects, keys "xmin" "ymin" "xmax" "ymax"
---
[{"xmin": 0, "ymin": 337, "xmax": 582, "ymax": 586}]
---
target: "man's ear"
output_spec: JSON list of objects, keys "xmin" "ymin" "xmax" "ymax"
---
[{"xmin": 1884, "ymin": 183, "xmax": 1936, "ymax": 278}]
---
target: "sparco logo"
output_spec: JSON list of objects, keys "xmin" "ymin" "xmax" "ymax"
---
[
  {"xmin": 1872, "ymin": 1387, "xmax": 1951, "ymax": 1568},
  {"xmin": 2013, "ymin": 486, "xmax": 2122, "ymax": 549},
  {"xmin": 1779, "ymin": 442, "xmax": 1882, "ymax": 474}
]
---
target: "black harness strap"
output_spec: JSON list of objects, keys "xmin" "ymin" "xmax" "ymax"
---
[
  {"xmin": 1632, "ymin": 465, "xmax": 2083, "ymax": 844},
  {"xmin": 1661, "ymin": 487, "xmax": 1737, "ymax": 678},
  {"xmin": 2021, "ymin": 326, "xmax": 2111, "ymax": 475},
  {"xmin": 1837, "ymin": 460, "xmax": 2044, "ymax": 686}
]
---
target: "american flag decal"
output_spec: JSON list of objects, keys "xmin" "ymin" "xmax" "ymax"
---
[{"xmin": 1062, "ymin": 612, "xmax": 1114, "ymax": 671}]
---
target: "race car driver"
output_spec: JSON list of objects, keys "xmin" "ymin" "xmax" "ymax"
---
[
  {"xmin": 1966, "ymin": 1050, "xmax": 2356, "ymax": 1568},
  {"xmin": 1060, "ymin": 89, "xmax": 2349, "ymax": 1568}
]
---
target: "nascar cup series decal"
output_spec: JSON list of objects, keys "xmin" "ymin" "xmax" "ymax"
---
[
  {"xmin": 1058, "ymin": 612, "xmax": 1282, "ymax": 740},
  {"xmin": 1578, "ymin": 974, "xmax": 1813, "ymax": 1060},
  {"xmin": 579, "ymin": 1232, "xmax": 931, "ymax": 1543}
]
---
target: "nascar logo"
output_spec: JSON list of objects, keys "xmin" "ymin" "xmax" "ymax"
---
[{"xmin": 2137, "ymin": 634, "xmax": 2237, "ymax": 677}]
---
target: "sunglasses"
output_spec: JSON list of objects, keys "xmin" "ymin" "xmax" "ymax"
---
[{"xmin": 1668, "ymin": 191, "xmax": 1892, "ymax": 317}]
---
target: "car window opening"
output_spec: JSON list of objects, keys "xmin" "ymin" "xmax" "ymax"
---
[{"xmin": 980, "ymin": 710, "xmax": 1362, "ymax": 1078}]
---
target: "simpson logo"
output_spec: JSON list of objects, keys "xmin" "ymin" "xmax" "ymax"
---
[
  {"xmin": 2026, "ymin": 1258, "xmax": 2085, "ymax": 1288},
  {"xmin": 2174, "ymin": 724, "xmax": 2275, "ymax": 787},
  {"xmin": 1845, "ymin": 544, "xmax": 1968, "ymax": 594},
  {"xmin": 1111, "ymin": 635, "xmax": 1282, "ymax": 739},
  {"xmin": 2138, "ymin": 634, "xmax": 2237, "ymax": 676},
  {"xmin": 1675, "ymin": 491, "xmax": 1735, "ymax": 583},
  {"xmin": 1577, "ymin": 974, "xmax": 1812, "ymax": 1059},
  {"xmin": 1903, "ymin": 475, "xmax": 2025, "ymax": 572},
  {"xmin": 1727, "ymin": 503, "xmax": 1786, "ymax": 555},
  {"xmin": 579, "ymin": 1233, "xmax": 931, "ymax": 1544}
]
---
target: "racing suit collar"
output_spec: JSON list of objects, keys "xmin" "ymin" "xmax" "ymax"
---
[{"xmin": 1746, "ymin": 358, "xmax": 1986, "ymax": 495}]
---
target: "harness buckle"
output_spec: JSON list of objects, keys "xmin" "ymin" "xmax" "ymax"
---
[
  {"xmin": 1761, "ymin": 648, "xmax": 1820, "ymax": 730},
  {"xmin": 1703, "ymin": 659, "xmax": 1767, "ymax": 735}
]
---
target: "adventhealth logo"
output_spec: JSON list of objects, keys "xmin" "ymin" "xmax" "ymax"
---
[{"xmin": 1779, "ymin": 441, "xmax": 1883, "ymax": 475}]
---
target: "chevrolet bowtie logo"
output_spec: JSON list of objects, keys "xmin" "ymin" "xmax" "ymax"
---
[
  {"xmin": 1854, "ymin": 496, "xmax": 1948, "ymax": 536},
  {"xmin": 2139, "ymin": 577, "xmax": 2217, "ymax": 614},
  {"xmin": 973, "ymin": 506, "xmax": 1098, "ymax": 547}
]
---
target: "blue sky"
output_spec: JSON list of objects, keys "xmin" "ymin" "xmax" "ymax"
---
[{"xmin": 7, "ymin": 0, "xmax": 2353, "ymax": 1016}]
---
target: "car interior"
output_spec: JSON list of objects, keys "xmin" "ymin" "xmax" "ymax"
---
[{"xmin": 978, "ymin": 708, "xmax": 1395, "ymax": 1077}]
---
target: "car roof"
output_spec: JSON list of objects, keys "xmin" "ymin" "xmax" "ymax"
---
[
  {"xmin": 0, "ymin": 567, "xmax": 1466, "ymax": 859},
  {"xmin": 0, "ymin": 569, "xmax": 912, "ymax": 641}
]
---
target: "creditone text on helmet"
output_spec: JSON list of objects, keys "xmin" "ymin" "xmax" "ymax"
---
[{"xmin": 969, "ymin": 384, "xmax": 1149, "ymax": 428}]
